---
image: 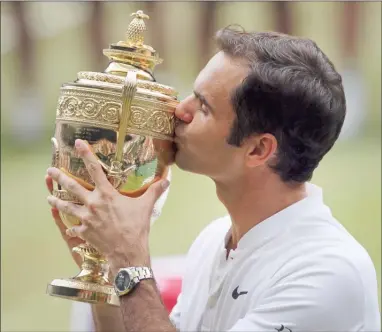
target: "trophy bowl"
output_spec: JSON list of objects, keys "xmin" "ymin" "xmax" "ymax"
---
[{"xmin": 46, "ymin": 10, "xmax": 179, "ymax": 306}]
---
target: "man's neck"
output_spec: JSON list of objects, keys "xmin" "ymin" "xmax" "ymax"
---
[{"xmin": 215, "ymin": 173, "xmax": 307, "ymax": 250}]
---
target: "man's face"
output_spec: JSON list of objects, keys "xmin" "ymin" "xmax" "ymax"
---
[{"xmin": 174, "ymin": 52, "xmax": 249, "ymax": 181}]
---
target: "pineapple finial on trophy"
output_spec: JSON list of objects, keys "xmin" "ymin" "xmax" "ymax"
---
[
  {"xmin": 103, "ymin": 9, "xmax": 162, "ymax": 77},
  {"xmin": 126, "ymin": 10, "xmax": 150, "ymax": 48}
]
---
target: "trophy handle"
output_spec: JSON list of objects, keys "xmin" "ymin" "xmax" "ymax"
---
[
  {"xmin": 115, "ymin": 71, "xmax": 137, "ymax": 162},
  {"xmin": 76, "ymin": 71, "xmax": 138, "ymax": 179},
  {"xmin": 98, "ymin": 70, "xmax": 138, "ymax": 189}
]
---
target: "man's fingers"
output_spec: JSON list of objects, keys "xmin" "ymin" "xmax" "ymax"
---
[
  {"xmin": 47, "ymin": 167, "xmax": 89, "ymax": 203},
  {"xmin": 66, "ymin": 224, "xmax": 88, "ymax": 239},
  {"xmin": 51, "ymin": 207, "xmax": 67, "ymax": 235},
  {"xmin": 46, "ymin": 175, "xmax": 54, "ymax": 194},
  {"xmin": 51, "ymin": 208, "xmax": 85, "ymax": 267},
  {"xmin": 47, "ymin": 195, "xmax": 83, "ymax": 219},
  {"xmin": 143, "ymin": 179, "xmax": 170, "ymax": 207},
  {"xmin": 74, "ymin": 139, "xmax": 113, "ymax": 192}
]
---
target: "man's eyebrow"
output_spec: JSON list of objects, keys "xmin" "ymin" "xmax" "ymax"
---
[{"xmin": 193, "ymin": 90, "xmax": 214, "ymax": 112}]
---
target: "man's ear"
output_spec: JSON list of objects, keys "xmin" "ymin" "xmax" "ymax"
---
[{"xmin": 244, "ymin": 133, "xmax": 278, "ymax": 168}]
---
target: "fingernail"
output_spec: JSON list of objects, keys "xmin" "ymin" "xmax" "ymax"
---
[
  {"xmin": 75, "ymin": 139, "xmax": 82, "ymax": 148},
  {"xmin": 162, "ymin": 180, "xmax": 170, "ymax": 190},
  {"xmin": 47, "ymin": 195, "xmax": 54, "ymax": 203}
]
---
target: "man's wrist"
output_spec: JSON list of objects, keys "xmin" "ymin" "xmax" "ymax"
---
[{"xmin": 107, "ymin": 241, "xmax": 151, "ymax": 274}]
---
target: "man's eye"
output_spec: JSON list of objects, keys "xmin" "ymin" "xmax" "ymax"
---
[{"xmin": 200, "ymin": 104, "xmax": 208, "ymax": 114}]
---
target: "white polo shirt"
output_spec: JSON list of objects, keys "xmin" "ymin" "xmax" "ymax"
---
[{"xmin": 170, "ymin": 183, "xmax": 380, "ymax": 331}]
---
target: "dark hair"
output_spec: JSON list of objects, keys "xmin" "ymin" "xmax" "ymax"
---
[{"xmin": 216, "ymin": 26, "xmax": 346, "ymax": 183}]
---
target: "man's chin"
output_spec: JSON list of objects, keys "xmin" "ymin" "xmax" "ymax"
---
[
  {"xmin": 174, "ymin": 153, "xmax": 201, "ymax": 175},
  {"xmin": 174, "ymin": 152, "xmax": 190, "ymax": 171},
  {"xmin": 174, "ymin": 152, "xmax": 184, "ymax": 169}
]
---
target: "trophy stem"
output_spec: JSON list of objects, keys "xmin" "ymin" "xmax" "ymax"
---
[
  {"xmin": 72, "ymin": 243, "xmax": 111, "ymax": 285},
  {"xmin": 46, "ymin": 243, "xmax": 120, "ymax": 306}
]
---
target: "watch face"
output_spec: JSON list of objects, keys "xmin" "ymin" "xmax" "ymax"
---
[{"xmin": 115, "ymin": 270, "xmax": 131, "ymax": 292}]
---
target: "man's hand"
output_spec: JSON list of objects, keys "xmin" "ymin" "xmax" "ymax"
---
[{"xmin": 46, "ymin": 139, "xmax": 169, "ymax": 273}]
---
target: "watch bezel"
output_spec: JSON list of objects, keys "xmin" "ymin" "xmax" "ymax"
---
[{"xmin": 114, "ymin": 268, "xmax": 137, "ymax": 296}]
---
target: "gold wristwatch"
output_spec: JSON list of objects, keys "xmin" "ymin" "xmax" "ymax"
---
[{"xmin": 114, "ymin": 267, "xmax": 154, "ymax": 296}]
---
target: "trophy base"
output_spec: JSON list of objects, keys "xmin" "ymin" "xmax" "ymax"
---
[{"xmin": 47, "ymin": 278, "xmax": 120, "ymax": 306}]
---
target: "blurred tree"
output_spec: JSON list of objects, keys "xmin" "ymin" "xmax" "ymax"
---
[
  {"xmin": 142, "ymin": 2, "xmax": 168, "ymax": 76},
  {"xmin": 198, "ymin": 2, "xmax": 217, "ymax": 69},
  {"xmin": 338, "ymin": 2, "xmax": 366, "ymax": 140},
  {"xmin": 10, "ymin": 1, "xmax": 44, "ymax": 145},
  {"xmin": 88, "ymin": 1, "xmax": 106, "ymax": 71},
  {"xmin": 343, "ymin": 2, "xmax": 360, "ymax": 60},
  {"xmin": 11, "ymin": 2, "xmax": 34, "ymax": 83},
  {"xmin": 273, "ymin": 1, "xmax": 293, "ymax": 35}
]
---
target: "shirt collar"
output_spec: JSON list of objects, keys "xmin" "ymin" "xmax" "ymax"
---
[{"xmin": 225, "ymin": 183, "xmax": 325, "ymax": 252}]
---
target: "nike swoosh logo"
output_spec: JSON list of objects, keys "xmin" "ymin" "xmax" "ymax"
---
[
  {"xmin": 275, "ymin": 324, "xmax": 292, "ymax": 332},
  {"xmin": 232, "ymin": 286, "xmax": 248, "ymax": 299}
]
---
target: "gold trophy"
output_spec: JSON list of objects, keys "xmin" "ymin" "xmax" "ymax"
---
[{"xmin": 46, "ymin": 10, "xmax": 178, "ymax": 306}]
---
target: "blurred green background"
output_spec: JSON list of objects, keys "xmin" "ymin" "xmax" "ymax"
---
[{"xmin": 1, "ymin": 2, "xmax": 381, "ymax": 331}]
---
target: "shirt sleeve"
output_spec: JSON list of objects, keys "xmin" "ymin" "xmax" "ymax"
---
[
  {"xmin": 70, "ymin": 302, "xmax": 95, "ymax": 332},
  {"xmin": 228, "ymin": 256, "xmax": 368, "ymax": 332},
  {"xmin": 169, "ymin": 292, "xmax": 182, "ymax": 331}
]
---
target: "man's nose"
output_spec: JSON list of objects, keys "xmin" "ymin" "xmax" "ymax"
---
[{"xmin": 175, "ymin": 101, "xmax": 193, "ymax": 124}]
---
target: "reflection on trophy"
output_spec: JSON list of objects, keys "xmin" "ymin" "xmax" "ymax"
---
[{"xmin": 46, "ymin": 10, "xmax": 178, "ymax": 306}]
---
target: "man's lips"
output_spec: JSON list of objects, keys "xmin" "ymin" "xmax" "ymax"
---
[
  {"xmin": 174, "ymin": 121, "xmax": 186, "ymax": 137},
  {"xmin": 174, "ymin": 123, "xmax": 185, "ymax": 146}
]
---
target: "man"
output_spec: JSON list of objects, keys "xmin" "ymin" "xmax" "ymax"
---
[{"xmin": 46, "ymin": 27, "xmax": 380, "ymax": 331}]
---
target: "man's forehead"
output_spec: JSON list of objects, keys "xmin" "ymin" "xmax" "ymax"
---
[{"xmin": 193, "ymin": 52, "xmax": 249, "ymax": 93}]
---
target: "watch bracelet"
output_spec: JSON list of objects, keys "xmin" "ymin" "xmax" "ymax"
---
[{"xmin": 130, "ymin": 266, "xmax": 153, "ymax": 283}]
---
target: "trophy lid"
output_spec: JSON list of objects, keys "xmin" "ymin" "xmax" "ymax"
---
[
  {"xmin": 103, "ymin": 10, "xmax": 163, "ymax": 80},
  {"xmin": 71, "ymin": 10, "xmax": 177, "ymax": 99}
]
